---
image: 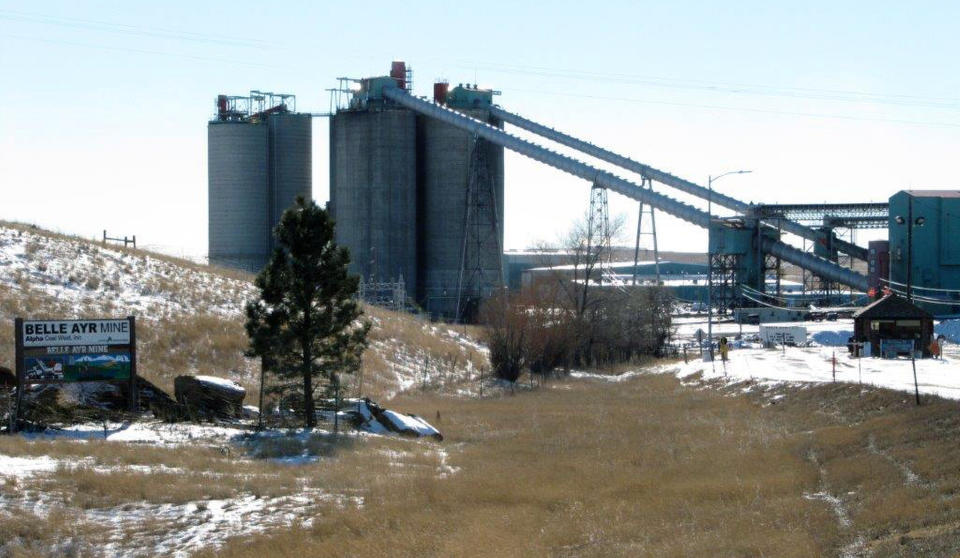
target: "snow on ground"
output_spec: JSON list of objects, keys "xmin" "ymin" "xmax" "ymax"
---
[
  {"xmin": 0, "ymin": 415, "xmax": 439, "ymax": 558},
  {"xmin": 0, "ymin": 454, "xmax": 60, "ymax": 479},
  {"xmin": 673, "ymin": 316, "xmax": 856, "ymax": 344},
  {"xmin": 662, "ymin": 343, "xmax": 960, "ymax": 400},
  {"xmin": 810, "ymin": 329, "xmax": 854, "ymax": 347},
  {"xmin": 88, "ymin": 491, "xmax": 339, "ymax": 558},
  {"xmin": 936, "ymin": 319, "xmax": 960, "ymax": 343},
  {"xmin": 369, "ymin": 331, "xmax": 485, "ymax": 399},
  {"xmin": 0, "ymin": 472, "xmax": 354, "ymax": 558},
  {"xmin": 0, "ymin": 419, "xmax": 414, "ymax": 557},
  {"xmin": 568, "ymin": 370, "xmax": 645, "ymax": 382},
  {"xmin": 380, "ymin": 410, "xmax": 441, "ymax": 438},
  {"xmin": 194, "ymin": 375, "xmax": 246, "ymax": 393},
  {"xmin": 23, "ymin": 420, "xmax": 249, "ymax": 445},
  {"xmin": 667, "ymin": 316, "xmax": 960, "ymax": 400},
  {"xmin": 0, "ymin": 224, "xmax": 255, "ymax": 319}
]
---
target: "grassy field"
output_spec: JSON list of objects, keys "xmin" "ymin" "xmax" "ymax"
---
[
  {"xmin": 3, "ymin": 368, "xmax": 960, "ymax": 556},
  {"xmin": 184, "ymin": 371, "xmax": 958, "ymax": 557}
]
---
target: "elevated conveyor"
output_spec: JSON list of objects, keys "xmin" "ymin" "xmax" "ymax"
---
[
  {"xmin": 382, "ymin": 86, "xmax": 869, "ymax": 292},
  {"xmin": 487, "ymin": 105, "xmax": 869, "ymax": 262}
]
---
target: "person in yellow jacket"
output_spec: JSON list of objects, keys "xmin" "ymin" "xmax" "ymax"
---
[{"xmin": 719, "ymin": 337, "xmax": 730, "ymax": 362}]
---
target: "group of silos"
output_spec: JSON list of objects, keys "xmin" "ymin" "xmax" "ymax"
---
[
  {"xmin": 329, "ymin": 62, "xmax": 505, "ymax": 320},
  {"xmin": 207, "ymin": 63, "xmax": 505, "ymax": 320},
  {"xmin": 208, "ymin": 92, "xmax": 312, "ymax": 273}
]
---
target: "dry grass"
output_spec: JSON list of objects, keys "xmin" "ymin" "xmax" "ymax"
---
[
  {"xmin": 5, "ymin": 371, "xmax": 960, "ymax": 555},
  {"xmin": 359, "ymin": 305, "xmax": 489, "ymax": 398},
  {"xmin": 200, "ymin": 374, "xmax": 838, "ymax": 557},
  {"xmin": 136, "ymin": 314, "xmax": 255, "ymax": 394},
  {"xmin": 0, "ymin": 508, "xmax": 105, "ymax": 558},
  {"xmin": 199, "ymin": 375, "xmax": 960, "ymax": 557},
  {"xmin": 760, "ymin": 381, "xmax": 960, "ymax": 554}
]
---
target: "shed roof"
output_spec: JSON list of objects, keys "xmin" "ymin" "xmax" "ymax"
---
[
  {"xmin": 852, "ymin": 294, "xmax": 934, "ymax": 320},
  {"xmin": 903, "ymin": 190, "xmax": 960, "ymax": 198}
]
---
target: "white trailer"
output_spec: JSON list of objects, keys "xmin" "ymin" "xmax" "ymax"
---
[{"xmin": 759, "ymin": 325, "xmax": 808, "ymax": 346}]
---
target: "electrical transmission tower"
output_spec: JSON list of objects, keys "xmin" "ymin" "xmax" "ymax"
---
[
  {"xmin": 632, "ymin": 177, "xmax": 661, "ymax": 285},
  {"xmin": 456, "ymin": 135, "xmax": 504, "ymax": 323},
  {"xmin": 586, "ymin": 183, "xmax": 613, "ymax": 285}
]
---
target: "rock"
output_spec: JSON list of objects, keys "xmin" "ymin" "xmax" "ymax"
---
[
  {"xmin": 0, "ymin": 366, "xmax": 15, "ymax": 388},
  {"xmin": 174, "ymin": 375, "xmax": 245, "ymax": 420},
  {"xmin": 15, "ymin": 376, "xmax": 175, "ymax": 424},
  {"xmin": 352, "ymin": 398, "xmax": 443, "ymax": 441}
]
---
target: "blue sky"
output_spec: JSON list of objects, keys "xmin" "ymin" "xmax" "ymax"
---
[{"xmin": 2, "ymin": 1, "xmax": 958, "ymax": 257}]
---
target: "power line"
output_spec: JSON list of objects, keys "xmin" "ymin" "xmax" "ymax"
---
[
  {"xmin": 0, "ymin": 8, "xmax": 274, "ymax": 48},
  {"xmin": 450, "ymin": 59, "xmax": 960, "ymax": 111},
  {"xmin": 880, "ymin": 277, "xmax": 960, "ymax": 294},
  {"xmin": 7, "ymin": 7, "xmax": 958, "ymax": 115},
  {"xmin": 0, "ymin": 34, "xmax": 279, "ymax": 69},
  {"xmin": 500, "ymin": 87, "xmax": 960, "ymax": 130}
]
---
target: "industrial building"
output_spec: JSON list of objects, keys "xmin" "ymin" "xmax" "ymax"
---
[
  {"xmin": 330, "ymin": 62, "xmax": 504, "ymax": 320},
  {"xmin": 201, "ymin": 61, "xmax": 959, "ymax": 323},
  {"xmin": 322, "ymin": 61, "xmax": 891, "ymax": 322},
  {"xmin": 208, "ymin": 91, "xmax": 311, "ymax": 273},
  {"xmin": 853, "ymin": 294, "xmax": 934, "ymax": 358},
  {"xmin": 887, "ymin": 191, "xmax": 960, "ymax": 315}
]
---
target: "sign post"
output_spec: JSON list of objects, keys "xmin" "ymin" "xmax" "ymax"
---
[
  {"xmin": 127, "ymin": 316, "xmax": 137, "ymax": 413},
  {"xmin": 13, "ymin": 318, "xmax": 24, "ymax": 433},
  {"xmin": 13, "ymin": 318, "xmax": 138, "ymax": 429},
  {"xmin": 911, "ymin": 340, "xmax": 920, "ymax": 406}
]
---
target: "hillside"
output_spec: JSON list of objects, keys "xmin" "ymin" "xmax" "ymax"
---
[{"xmin": 0, "ymin": 221, "xmax": 488, "ymax": 402}]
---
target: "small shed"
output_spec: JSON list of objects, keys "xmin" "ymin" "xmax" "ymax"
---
[{"xmin": 853, "ymin": 295, "xmax": 934, "ymax": 357}]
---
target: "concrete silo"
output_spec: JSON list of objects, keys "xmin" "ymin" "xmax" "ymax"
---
[
  {"xmin": 208, "ymin": 119, "xmax": 270, "ymax": 272},
  {"xmin": 207, "ymin": 93, "xmax": 311, "ymax": 273},
  {"xmin": 328, "ymin": 67, "xmax": 504, "ymax": 321},
  {"xmin": 417, "ymin": 103, "xmax": 504, "ymax": 319},
  {"xmin": 268, "ymin": 112, "xmax": 313, "ymax": 231},
  {"xmin": 329, "ymin": 108, "xmax": 418, "ymax": 289}
]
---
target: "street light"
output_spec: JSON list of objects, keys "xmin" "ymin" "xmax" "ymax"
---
[
  {"xmin": 894, "ymin": 196, "xmax": 925, "ymax": 303},
  {"xmin": 706, "ymin": 170, "xmax": 752, "ymax": 362}
]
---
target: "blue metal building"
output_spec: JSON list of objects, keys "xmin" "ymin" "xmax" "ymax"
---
[{"xmin": 888, "ymin": 190, "xmax": 960, "ymax": 315}]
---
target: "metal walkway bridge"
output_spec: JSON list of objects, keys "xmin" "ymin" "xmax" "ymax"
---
[
  {"xmin": 381, "ymin": 86, "xmax": 870, "ymax": 292},
  {"xmin": 487, "ymin": 106, "xmax": 871, "ymax": 262}
]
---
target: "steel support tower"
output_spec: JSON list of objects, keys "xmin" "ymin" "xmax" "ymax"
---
[
  {"xmin": 456, "ymin": 135, "xmax": 504, "ymax": 322},
  {"xmin": 587, "ymin": 183, "xmax": 613, "ymax": 268},
  {"xmin": 632, "ymin": 177, "xmax": 661, "ymax": 285}
]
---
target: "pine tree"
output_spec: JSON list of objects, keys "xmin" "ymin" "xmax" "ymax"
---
[{"xmin": 245, "ymin": 196, "xmax": 369, "ymax": 428}]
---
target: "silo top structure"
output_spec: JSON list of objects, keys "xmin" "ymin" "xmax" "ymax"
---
[
  {"xmin": 329, "ymin": 63, "xmax": 504, "ymax": 320},
  {"xmin": 208, "ymin": 91, "xmax": 311, "ymax": 273}
]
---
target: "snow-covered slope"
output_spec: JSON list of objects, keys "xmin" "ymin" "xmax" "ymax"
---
[
  {"xmin": 0, "ymin": 222, "xmax": 488, "ymax": 400},
  {"xmin": 663, "ymin": 343, "xmax": 960, "ymax": 400},
  {"xmin": 0, "ymin": 224, "xmax": 254, "ymax": 319}
]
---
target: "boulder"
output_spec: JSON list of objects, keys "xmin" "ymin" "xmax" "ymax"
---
[
  {"xmin": 0, "ymin": 366, "xmax": 15, "ymax": 388},
  {"xmin": 174, "ymin": 375, "xmax": 245, "ymax": 420},
  {"xmin": 352, "ymin": 398, "xmax": 443, "ymax": 441},
  {"xmin": 15, "ymin": 377, "xmax": 176, "ymax": 424}
]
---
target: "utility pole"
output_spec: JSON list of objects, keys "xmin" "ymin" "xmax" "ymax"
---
[
  {"xmin": 258, "ymin": 356, "xmax": 266, "ymax": 431},
  {"xmin": 707, "ymin": 180, "xmax": 714, "ymax": 362},
  {"xmin": 906, "ymin": 196, "xmax": 913, "ymax": 303},
  {"xmin": 706, "ymin": 170, "xmax": 752, "ymax": 363}
]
